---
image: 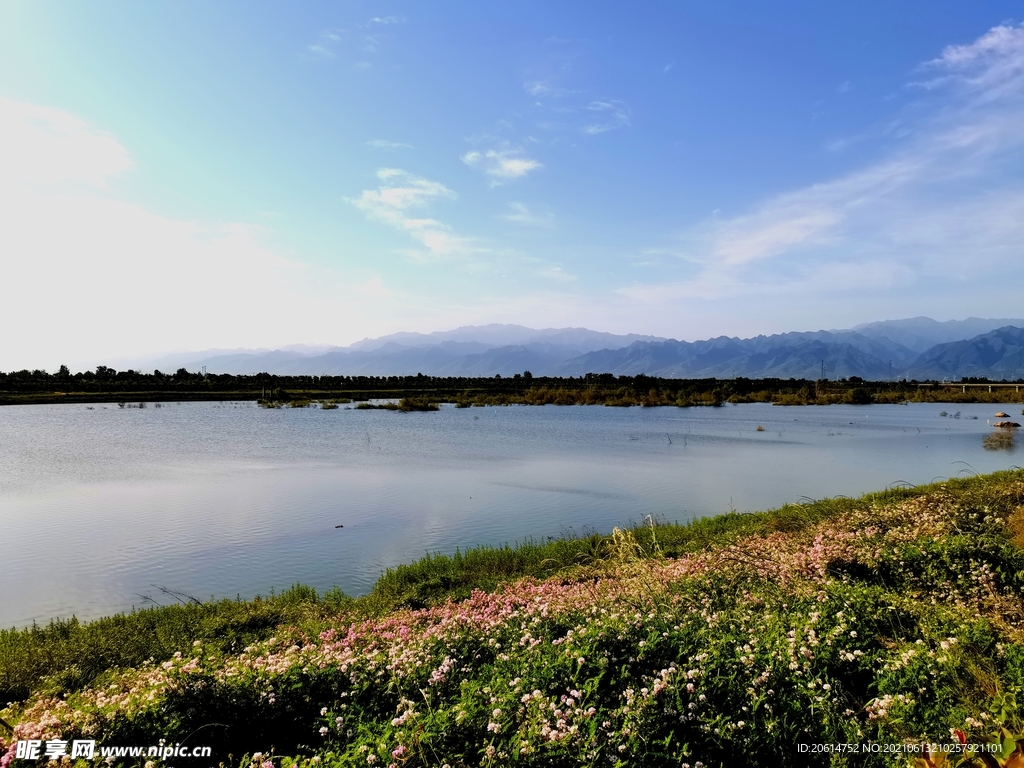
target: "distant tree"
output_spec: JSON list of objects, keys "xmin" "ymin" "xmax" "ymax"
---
[
  {"xmin": 523, "ymin": 371, "xmax": 533, "ymax": 380},
  {"xmin": 848, "ymin": 387, "xmax": 874, "ymax": 405}
]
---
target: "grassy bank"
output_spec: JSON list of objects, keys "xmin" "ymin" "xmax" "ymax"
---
[{"xmin": 5, "ymin": 471, "xmax": 1024, "ymax": 766}]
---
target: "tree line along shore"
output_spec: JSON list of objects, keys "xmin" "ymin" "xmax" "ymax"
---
[
  {"xmin": 1, "ymin": 367, "xmax": 1023, "ymax": 407},
  {"xmin": 4, "ymin": 470, "xmax": 1024, "ymax": 766}
]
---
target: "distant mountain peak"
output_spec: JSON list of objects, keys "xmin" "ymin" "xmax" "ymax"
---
[{"xmin": 120, "ymin": 317, "xmax": 1024, "ymax": 380}]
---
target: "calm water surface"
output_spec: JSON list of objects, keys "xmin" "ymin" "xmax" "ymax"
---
[{"xmin": 1, "ymin": 401, "xmax": 1020, "ymax": 627}]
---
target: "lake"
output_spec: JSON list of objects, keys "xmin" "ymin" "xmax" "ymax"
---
[{"xmin": 1, "ymin": 400, "xmax": 1020, "ymax": 627}]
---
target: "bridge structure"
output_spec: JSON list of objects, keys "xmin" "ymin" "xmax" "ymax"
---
[{"xmin": 917, "ymin": 382, "xmax": 1022, "ymax": 393}]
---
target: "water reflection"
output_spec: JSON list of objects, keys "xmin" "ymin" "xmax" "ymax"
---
[{"xmin": 984, "ymin": 429, "xmax": 1017, "ymax": 451}]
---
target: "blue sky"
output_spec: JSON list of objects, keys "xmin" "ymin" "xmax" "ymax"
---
[{"xmin": 1, "ymin": 2, "xmax": 1023, "ymax": 369}]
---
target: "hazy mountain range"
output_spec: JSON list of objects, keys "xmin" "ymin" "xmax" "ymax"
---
[{"xmin": 132, "ymin": 318, "xmax": 1024, "ymax": 381}]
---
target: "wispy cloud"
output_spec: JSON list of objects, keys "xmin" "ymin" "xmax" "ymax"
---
[
  {"xmin": 536, "ymin": 264, "xmax": 576, "ymax": 281},
  {"xmin": 619, "ymin": 23, "xmax": 1024, "ymax": 305},
  {"xmin": 366, "ymin": 139, "xmax": 412, "ymax": 149},
  {"xmin": 582, "ymin": 100, "xmax": 630, "ymax": 135},
  {"xmin": 501, "ymin": 202, "xmax": 554, "ymax": 227},
  {"xmin": 462, "ymin": 147, "xmax": 543, "ymax": 184},
  {"xmin": 348, "ymin": 169, "xmax": 478, "ymax": 257},
  {"xmin": 919, "ymin": 22, "xmax": 1024, "ymax": 99},
  {"xmin": 307, "ymin": 17, "xmax": 404, "ymax": 61},
  {"xmin": 523, "ymin": 80, "xmax": 579, "ymax": 99},
  {"xmin": 522, "ymin": 78, "xmax": 630, "ymax": 137},
  {"xmin": 307, "ymin": 28, "xmax": 344, "ymax": 58}
]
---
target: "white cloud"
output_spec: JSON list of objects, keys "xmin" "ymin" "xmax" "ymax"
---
[
  {"xmin": 0, "ymin": 97, "xmax": 410, "ymax": 370},
  {"xmin": 307, "ymin": 19, "xmax": 402, "ymax": 61},
  {"xmin": 536, "ymin": 265, "xmax": 576, "ymax": 281},
  {"xmin": 924, "ymin": 22, "xmax": 1024, "ymax": 99},
  {"xmin": 349, "ymin": 168, "xmax": 479, "ymax": 257},
  {"xmin": 709, "ymin": 207, "xmax": 842, "ymax": 266},
  {"xmin": 621, "ymin": 24, "xmax": 1024, "ymax": 308},
  {"xmin": 366, "ymin": 139, "xmax": 412, "ymax": 149},
  {"xmin": 307, "ymin": 28, "xmax": 345, "ymax": 58},
  {"xmin": 0, "ymin": 97, "xmax": 132, "ymax": 188},
  {"xmin": 501, "ymin": 202, "xmax": 554, "ymax": 227},
  {"xmin": 461, "ymin": 147, "xmax": 542, "ymax": 183},
  {"xmin": 582, "ymin": 100, "xmax": 630, "ymax": 135}
]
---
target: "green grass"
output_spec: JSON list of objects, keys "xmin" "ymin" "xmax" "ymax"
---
[
  {"xmin": 353, "ymin": 397, "xmax": 440, "ymax": 411},
  {"xmin": 0, "ymin": 585, "xmax": 342, "ymax": 705}
]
